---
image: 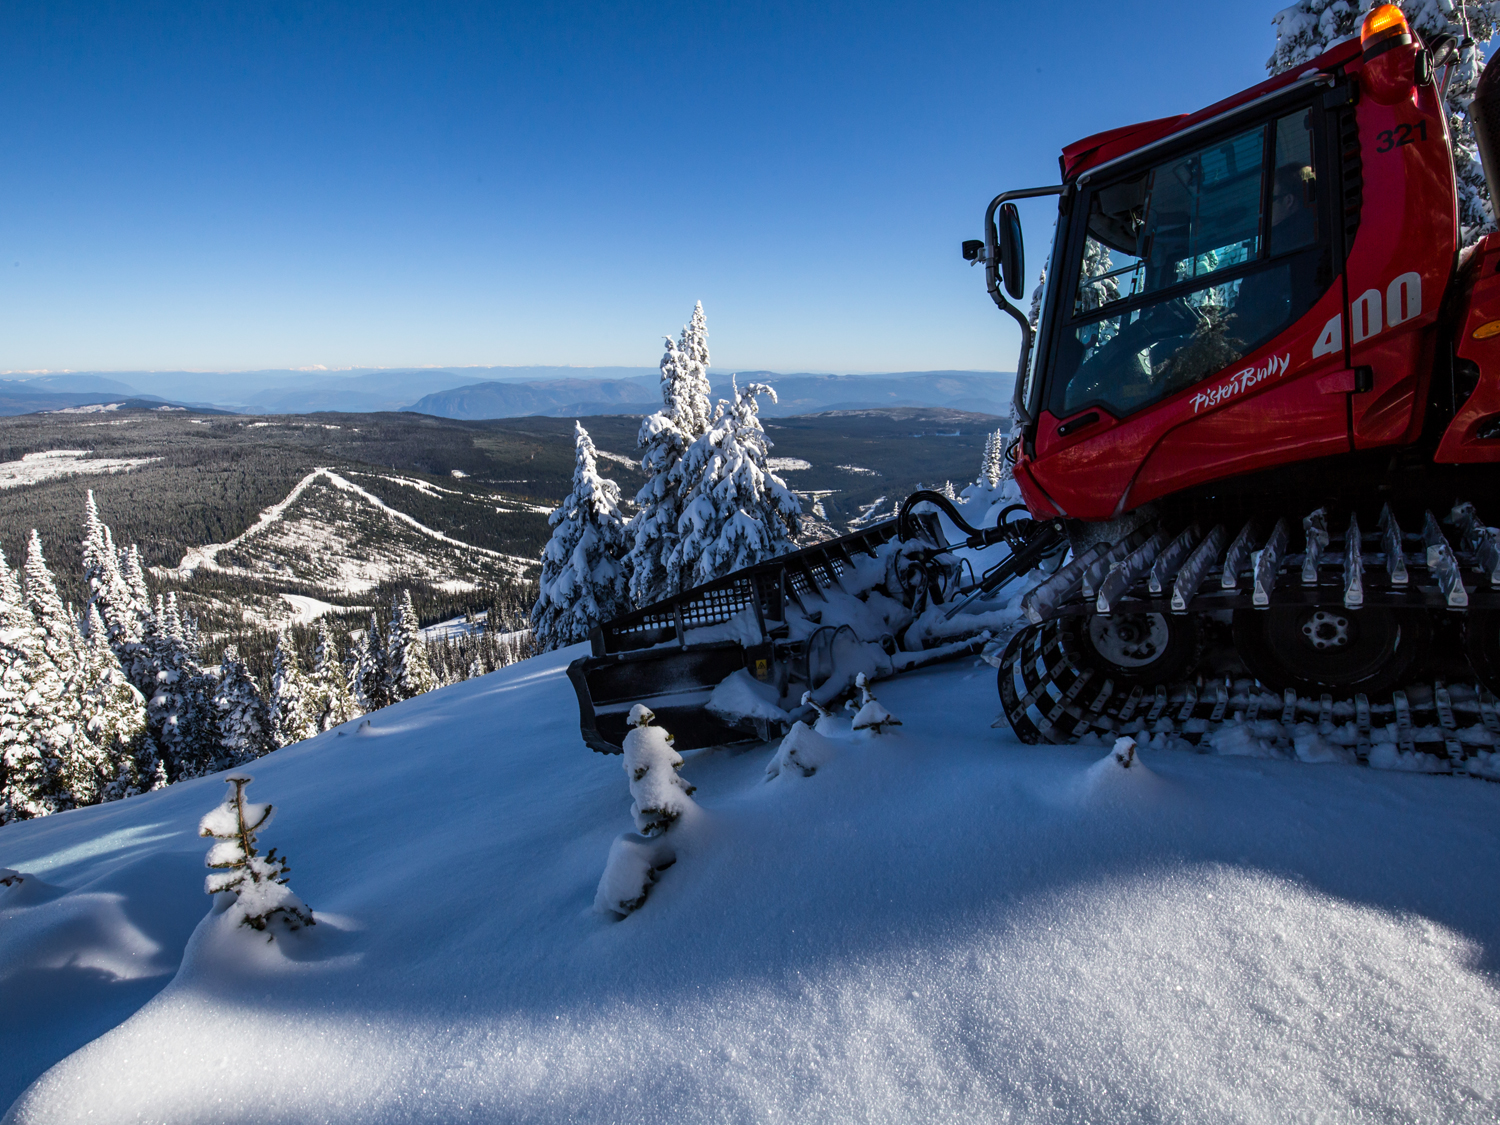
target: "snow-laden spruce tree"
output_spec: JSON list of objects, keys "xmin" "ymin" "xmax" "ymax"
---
[
  {"xmin": 77, "ymin": 603, "xmax": 154, "ymax": 800},
  {"xmin": 22, "ymin": 531, "xmax": 116, "ymax": 807},
  {"xmin": 309, "ymin": 621, "xmax": 360, "ymax": 730},
  {"xmin": 268, "ymin": 630, "xmax": 318, "ymax": 747},
  {"xmin": 82, "ymin": 491, "xmax": 146, "ymax": 652},
  {"xmin": 200, "ymin": 774, "xmax": 314, "ymax": 936},
  {"xmin": 531, "ymin": 421, "xmax": 631, "ymax": 651},
  {"xmin": 351, "ymin": 613, "xmax": 388, "ymax": 712},
  {"xmin": 139, "ymin": 593, "xmax": 218, "ymax": 781},
  {"xmin": 385, "ymin": 590, "xmax": 438, "ymax": 702},
  {"xmin": 667, "ymin": 378, "xmax": 802, "ymax": 589},
  {"xmin": 0, "ymin": 548, "xmax": 69, "ymax": 823},
  {"xmin": 625, "ymin": 302, "xmax": 716, "ymax": 606},
  {"xmin": 1270, "ymin": 0, "xmax": 1500, "ymax": 241},
  {"xmin": 214, "ymin": 645, "xmax": 272, "ymax": 765}
]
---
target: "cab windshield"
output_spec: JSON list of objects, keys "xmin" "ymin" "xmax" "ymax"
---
[{"xmin": 1051, "ymin": 109, "xmax": 1323, "ymax": 420}]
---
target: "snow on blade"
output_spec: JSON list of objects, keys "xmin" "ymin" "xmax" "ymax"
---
[{"xmin": 2, "ymin": 650, "xmax": 1499, "ymax": 1122}]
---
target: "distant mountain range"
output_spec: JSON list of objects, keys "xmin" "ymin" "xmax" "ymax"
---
[
  {"xmin": 0, "ymin": 367, "xmax": 1015, "ymax": 419},
  {"xmin": 403, "ymin": 370, "xmax": 1016, "ymax": 420}
]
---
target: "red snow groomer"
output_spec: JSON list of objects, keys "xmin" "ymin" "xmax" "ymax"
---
[{"xmin": 573, "ymin": 7, "xmax": 1500, "ymax": 768}]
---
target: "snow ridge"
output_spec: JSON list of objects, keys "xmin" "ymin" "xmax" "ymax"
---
[{"xmin": 173, "ymin": 468, "xmax": 528, "ymax": 577}]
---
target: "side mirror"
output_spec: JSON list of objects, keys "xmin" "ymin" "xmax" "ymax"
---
[{"xmin": 998, "ymin": 202, "xmax": 1025, "ymax": 300}]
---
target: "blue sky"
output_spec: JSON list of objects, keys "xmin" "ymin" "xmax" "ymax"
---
[{"xmin": 1, "ymin": 1, "xmax": 1285, "ymax": 374}]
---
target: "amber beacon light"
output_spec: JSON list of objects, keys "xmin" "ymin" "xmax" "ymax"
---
[{"xmin": 1362, "ymin": 4, "xmax": 1412, "ymax": 58}]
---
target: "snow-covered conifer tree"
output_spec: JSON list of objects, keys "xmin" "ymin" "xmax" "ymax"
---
[
  {"xmin": 268, "ymin": 630, "xmax": 318, "ymax": 747},
  {"xmin": 384, "ymin": 590, "xmax": 438, "ymax": 702},
  {"xmin": 531, "ymin": 421, "xmax": 631, "ymax": 651},
  {"xmin": 668, "ymin": 378, "xmax": 802, "ymax": 589},
  {"xmin": 77, "ymin": 603, "xmax": 153, "ymax": 800},
  {"xmin": 593, "ymin": 704, "xmax": 695, "ymax": 914},
  {"xmin": 82, "ymin": 492, "xmax": 144, "ymax": 650},
  {"xmin": 308, "ymin": 621, "xmax": 359, "ymax": 730},
  {"xmin": 625, "ymin": 302, "xmax": 716, "ymax": 606},
  {"xmin": 121, "ymin": 543, "xmax": 151, "ymax": 615},
  {"xmin": 1270, "ymin": 1, "xmax": 1500, "ymax": 241},
  {"xmin": 621, "ymin": 703, "xmax": 696, "ymax": 835},
  {"xmin": 351, "ymin": 614, "xmax": 387, "ymax": 712},
  {"xmin": 214, "ymin": 645, "xmax": 272, "ymax": 765},
  {"xmin": 0, "ymin": 548, "xmax": 69, "ymax": 823},
  {"xmin": 138, "ymin": 593, "xmax": 217, "ymax": 780},
  {"xmin": 199, "ymin": 775, "xmax": 314, "ymax": 935},
  {"xmin": 21, "ymin": 531, "xmax": 118, "ymax": 806},
  {"xmin": 23, "ymin": 530, "xmax": 82, "ymax": 682}
]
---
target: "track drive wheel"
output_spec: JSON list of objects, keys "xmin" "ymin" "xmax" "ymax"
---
[
  {"xmin": 996, "ymin": 613, "xmax": 1200, "ymax": 746},
  {"xmin": 1062, "ymin": 611, "xmax": 1201, "ymax": 687},
  {"xmin": 1462, "ymin": 609, "xmax": 1500, "ymax": 696},
  {"xmin": 1232, "ymin": 605, "xmax": 1429, "ymax": 697}
]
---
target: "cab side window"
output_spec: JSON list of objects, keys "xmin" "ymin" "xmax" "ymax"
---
[{"xmin": 1054, "ymin": 109, "xmax": 1324, "ymax": 421}]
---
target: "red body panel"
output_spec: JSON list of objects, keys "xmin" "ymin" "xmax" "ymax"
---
[
  {"xmin": 1027, "ymin": 285, "xmax": 1352, "ymax": 520},
  {"xmin": 1439, "ymin": 235, "xmax": 1500, "ymax": 460},
  {"xmin": 1019, "ymin": 36, "xmax": 1473, "ymax": 521},
  {"xmin": 1345, "ymin": 68, "xmax": 1456, "ymax": 448}
]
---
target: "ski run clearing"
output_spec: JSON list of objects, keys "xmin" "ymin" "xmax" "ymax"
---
[
  {"xmin": 170, "ymin": 467, "xmax": 534, "ymax": 591},
  {"xmin": 2, "ymin": 644, "xmax": 1498, "ymax": 1122},
  {"xmin": 0, "ymin": 450, "xmax": 160, "ymax": 490}
]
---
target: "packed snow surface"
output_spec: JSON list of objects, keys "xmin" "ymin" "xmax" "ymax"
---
[
  {"xmin": 0, "ymin": 449, "xmax": 159, "ymax": 490},
  {"xmin": 2, "ymin": 649, "xmax": 1499, "ymax": 1122}
]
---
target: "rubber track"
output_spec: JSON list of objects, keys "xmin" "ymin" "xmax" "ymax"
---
[{"xmin": 996, "ymin": 620, "xmax": 1500, "ymax": 778}]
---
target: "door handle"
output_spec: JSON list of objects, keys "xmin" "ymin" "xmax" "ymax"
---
[{"xmin": 1057, "ymin": 411, "xmax": 1100, "ymax": 437}]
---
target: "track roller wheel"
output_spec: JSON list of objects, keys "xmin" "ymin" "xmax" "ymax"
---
[
  {"xmin": 1232, "ymin": 605, "xmax": 1429, "ymax": 697},
  {"xmin": 1462, "ymin": 609, "xmax": 1500, "ymax": 697},
  {"xmin": 996, "ymin": 613, "xmax": 1200, "ymax": 746},
  {"xmin": 1062, "ymin": 611, "xmax": 1201, "ymax": 687}
]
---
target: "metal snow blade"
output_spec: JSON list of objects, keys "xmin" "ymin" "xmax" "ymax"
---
[{"xmin": 569, "ymin": 490, "xmax": 1063, "ymax": 754}]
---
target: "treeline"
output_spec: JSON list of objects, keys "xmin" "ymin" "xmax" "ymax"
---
[{"xmin": 0, "ymin": 492, "xmax": 536, "ymax": 827}]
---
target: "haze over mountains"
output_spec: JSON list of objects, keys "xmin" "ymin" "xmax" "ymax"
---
[{"xmin": 0, "ymin": 368, "xmax": 1014, "ymax": 419}]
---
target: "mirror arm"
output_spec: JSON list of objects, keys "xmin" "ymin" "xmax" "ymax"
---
[{"xmin": 982, "ymin": 185, "xmax": 1065, "ymax": 429}]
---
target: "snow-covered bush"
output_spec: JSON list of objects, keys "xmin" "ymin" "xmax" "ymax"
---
[
  {"xmin": 849, "ymin": 673, "xmax": 901, "ymax": 734},
  {"xmin": 199, "ymin": 775, "xmax": 314, "ymax": 936},
  {"xmin": 622, "ymin": 704, "xmax": 697, "ymax": 835},
  {"xmin": 531, "ymin": 421, "xmax": 630, "ymax": 651},
  {"xmin": 595, "ymin": 705, "xmax": 698, "ymax": 916},
  {"xmin": 593, "ymin": 832, "xmax": 677, "ymax": 915},
  {"xmin": 765, "ymin": 720, "xmax": 843, "ymax": 779}
]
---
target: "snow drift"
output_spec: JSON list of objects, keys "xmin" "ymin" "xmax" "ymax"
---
[{"xmin": 1, "ymin": 646, "xmax": 1499, "ymax": 1122}]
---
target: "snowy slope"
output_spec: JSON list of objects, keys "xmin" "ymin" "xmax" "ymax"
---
[
  {"xmin": 170, "ymin": 467, "xmax": 533, "ymax": 593},
  {"xmin": 3, "ymin": 649, "xmax": 1500, "ymax": 1122}
]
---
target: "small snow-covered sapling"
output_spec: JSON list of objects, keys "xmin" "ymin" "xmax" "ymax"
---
[
  {"xmin": 801, "ymin": 691, "xmax": 836, "ymax": 724},
  {"xmin": 850, "ymin": 673, "xmax": 901, "ymax": 734},
  {"xmin": 199, "ymin": 775, "xmax": 314, "ymax": 937},
  {"xmin": 623, "ymin": 704, "xmax": 696, "ymax": 836},
  {"xmin": 1112, "ymin": 736, "xmax": 1137, "ymax": 769},
  {"xmin": 0, "ymin": 868, "xmax": 23, "ymax": 889}
]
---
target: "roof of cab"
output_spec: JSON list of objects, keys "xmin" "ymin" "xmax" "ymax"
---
[{"xmin": 1060, "ymin": 37, "xmax": 1364, "ymax": 181}]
